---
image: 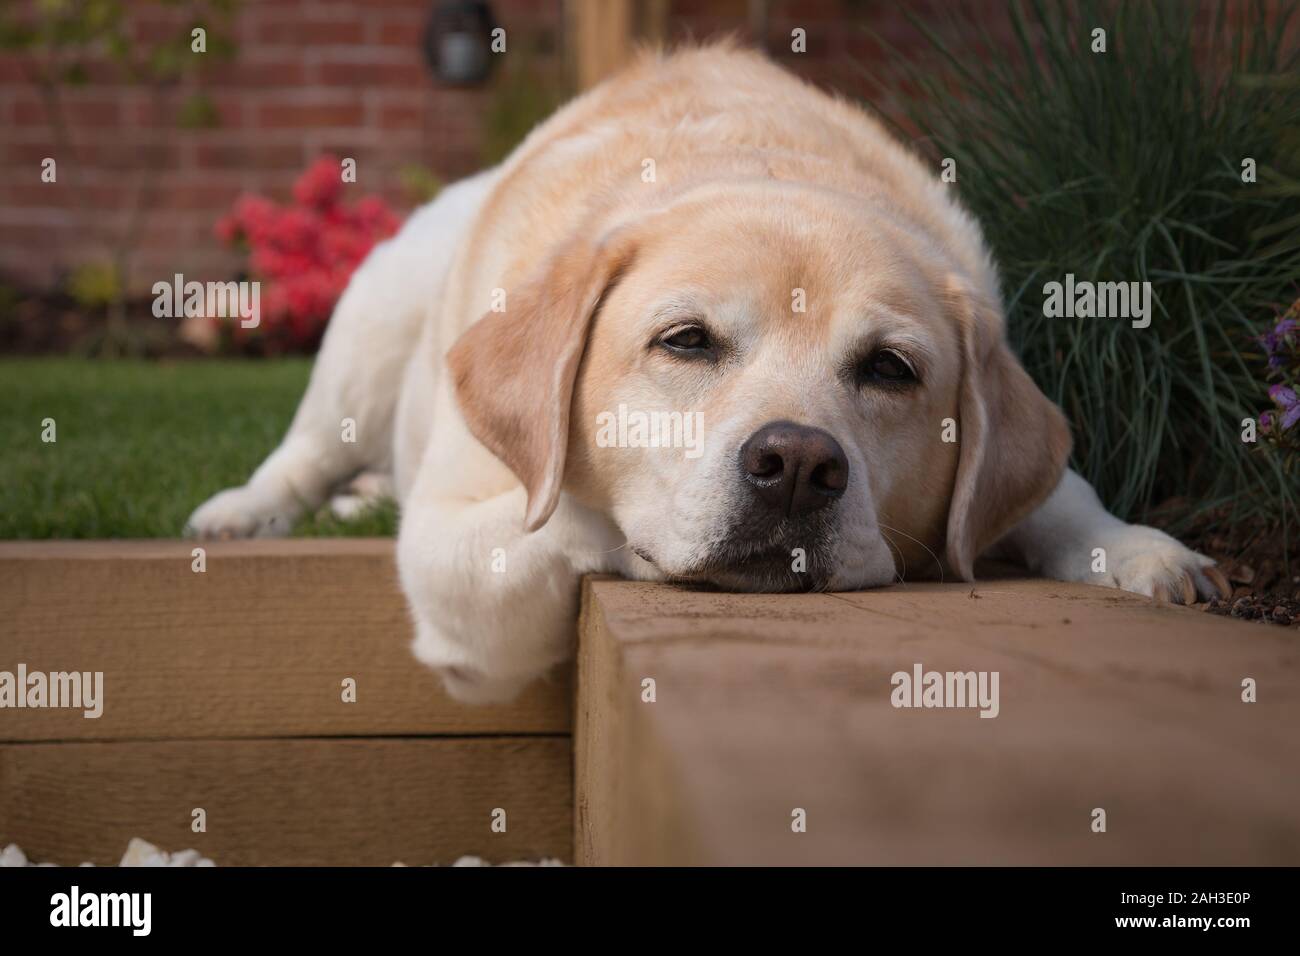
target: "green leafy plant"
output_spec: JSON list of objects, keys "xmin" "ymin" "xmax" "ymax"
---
[
  {"xmin": 66, "ymin": 260, "xmax": 120, "ymax": 310},
  {"xmin": 398, "ymin": 163, "xmax": 444, "ymax": 205},
  {"xmin": 872, "ymin": 0, "xmax": 1300, "ymax": 536}
]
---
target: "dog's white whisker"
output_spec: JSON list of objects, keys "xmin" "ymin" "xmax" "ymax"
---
[
  {"xmin": 877, "ymin": 527, "xmax": 907, "ymax": 583},
  {"xmin": 878, "ymin": 520, "xmax": 944, "ymax": 584},
  {"xmin": 574, "ymin": 540, "xmax": 632, "ymax": 556}
]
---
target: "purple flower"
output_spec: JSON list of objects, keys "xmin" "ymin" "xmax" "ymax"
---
[
  {"xmin": 1261, "ymin": 316, "xmax": 1298, "ymax": 367},
  {"xmin": 1269, "ymin": 383, "xmax": 1300, "ymax": 431}
]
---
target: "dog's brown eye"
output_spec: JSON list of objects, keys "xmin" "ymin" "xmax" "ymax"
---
[
  {"xmin": 661, "ymin": 326, "xmax": 711, "ymax": 353},
  {"xmin": 859, "ymin": 348, "xmax": 917, "ymax": 387}
]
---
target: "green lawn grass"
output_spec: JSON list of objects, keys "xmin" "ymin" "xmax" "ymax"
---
[{"xmin": 0, "ymin": 358, "xmax": 397, "ymax": 538}]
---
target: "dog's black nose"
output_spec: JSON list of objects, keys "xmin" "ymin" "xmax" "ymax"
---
[{"xmin": 739, "ymin": 421, "xmax": 848, "ymax": 516}]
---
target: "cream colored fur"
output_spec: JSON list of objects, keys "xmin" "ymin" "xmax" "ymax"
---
[{"xmin": 188, "ymin": 45, "xmax": 1224, "ymax": 702}]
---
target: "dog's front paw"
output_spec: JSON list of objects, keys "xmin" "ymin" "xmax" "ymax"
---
[
  {"xmin": 185, "ymin": 485, "xmax": 297, "ymax": 539},
  {"xmin": 1088, "ymin": 524, "xmax": 1230, "ymax": 605}
]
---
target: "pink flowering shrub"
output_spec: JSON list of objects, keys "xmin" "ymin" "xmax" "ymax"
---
[{"xmin": 215, "ymin": 156, "xmax": 400, "ymax": 351}]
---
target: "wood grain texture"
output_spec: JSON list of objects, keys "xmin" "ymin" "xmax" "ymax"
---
[
  {"xmin": 568, "ymin": 0, "xmax": 633, "ymax": 90},
  {"xmin": 0, "ymin": 737, "xmax": 572, "ymax": 866},
  {"xmin": 0, "ymin": 539, "xmax": 571, "ymax": 740},
  {"xmin": 576, "ymin": 574, "xmax": 1300, "ymax": 865}
]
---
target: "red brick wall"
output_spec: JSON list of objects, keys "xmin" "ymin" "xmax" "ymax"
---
[{"xmin": 0, "ymin": 0, "xmax": 988, "ymax": 295}]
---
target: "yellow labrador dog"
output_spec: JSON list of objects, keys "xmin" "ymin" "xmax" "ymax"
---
[{"xmin": 188, "ymin": 44, "xmax": 1226, "ymax": 701}]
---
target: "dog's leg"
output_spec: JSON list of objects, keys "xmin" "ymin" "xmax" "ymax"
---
[
  {"xmin": 994, "ymin": 468, "xmax": 1229, "ymax": 603},
  {"xmin": 398, "ymin": 485, "xmax": 625, "ymax": 703},
  {"xmin": 185, "ymin": 173, "xmax": 494, "ymax": 538},
  {"xmin": 328, "ymin": 471, "xmax": 395, "ymax": 521},
  {"xmin": 397, "ymin": 372, "xmax": 628, "ymax": 703}
]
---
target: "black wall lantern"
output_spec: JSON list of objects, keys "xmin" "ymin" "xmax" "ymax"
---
[{"xmin": 424, "ymin": 0, "xmax": 499, "ymax": 87}]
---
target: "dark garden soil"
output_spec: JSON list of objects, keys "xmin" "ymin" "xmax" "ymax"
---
[
  {"xmin": 0, "ymin": 289, "xmax": 204, "ymax": 358},
  {"xmin": 1205, "ymin": 593, "xmax": 1300, "ymax": 626},
  {"xmin": 1154, "ymin": 504, "xmax": 1300, "ymax": 629},
  {"xmin": 0, "ymin": 287, "xmax": 317, "ymax": 357}
]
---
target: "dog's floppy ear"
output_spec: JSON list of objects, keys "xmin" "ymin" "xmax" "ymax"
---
[
  {"xmin": 944, "ymin": 277, "xmax": 1072, "ymax": 580},
  {"xmin": 447, "ymin": 229, "xmax": 634, "ymax": 532}
]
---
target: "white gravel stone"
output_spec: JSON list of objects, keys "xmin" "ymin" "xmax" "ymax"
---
[
  {"xmin": 3, "ymin": 839, "xmax": 563, "ymax": 867},
  {"xmin": 2, "ymin": 838, "xmax": 213, "ymax": 868},
  {"xmin": 119, "ymin": 838, "xmax": 215, "ymax": 867},
  {"xmin": 1, "ymin": 844, "xmax": 28, "ymax": 867}
]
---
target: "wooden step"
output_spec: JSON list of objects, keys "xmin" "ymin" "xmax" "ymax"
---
[
  {"xmin": 0, "ymin": 540, "xmax": 572, "ymax": 865},
  {"xmin": 1, "ymin": 737, "xmax": 570, "ymax": 867},
  {"xmin": 575, "ymin": 573, "xmax": 1300, "ymax": 865},
  {"xmin": 0, "ymin": 539, "xmax": 568, "ymax": 740},
  {"xmin": 9, "ymin": 538, "xmax": 1298, "ymax": 866}
]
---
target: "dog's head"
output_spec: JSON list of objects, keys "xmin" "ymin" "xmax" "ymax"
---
[{"xmin": 449, "ymin": 183, "xmax": 1070, "ymax": 591}]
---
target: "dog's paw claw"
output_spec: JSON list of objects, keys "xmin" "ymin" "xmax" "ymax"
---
[
  {"xmin": 1092, "ymin": 525, "xmax": 1219, "ymax": 606},
  {"xmin": 1203, "ymin": 565, "xmax": 1232, "ymax": 600}
]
